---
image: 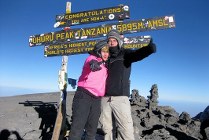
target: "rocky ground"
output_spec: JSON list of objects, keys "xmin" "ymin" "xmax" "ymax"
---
[
  {"xmin": 0, "ymin": 85, "xmax": 208, "ymax": 140},
  {"xmin": 0, "ymin": 92, "xmax": 74, "ymax": 140}
]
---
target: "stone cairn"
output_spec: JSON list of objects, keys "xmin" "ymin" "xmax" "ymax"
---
[{"xmin": 147, "ymin": 84, "xmax": 159, "ymax": 109}]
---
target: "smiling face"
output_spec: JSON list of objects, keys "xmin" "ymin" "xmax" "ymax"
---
[
  {"xmin": 101, "ymin": 46, "xmax": 109, "ymax": 61},
  {"xmin": 108, "ymin": 37, "xmax": 118, "ymax": 47}
]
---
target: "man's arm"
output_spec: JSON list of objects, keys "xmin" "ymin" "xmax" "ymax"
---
[{"xmin": 124, "ymin": 40, "xmax": 156, "ymax": 63}]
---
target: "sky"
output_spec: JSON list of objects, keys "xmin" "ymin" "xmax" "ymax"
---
[{"xmin": 0, "ymin": 0, "xmax": 209, "ymax": 116}]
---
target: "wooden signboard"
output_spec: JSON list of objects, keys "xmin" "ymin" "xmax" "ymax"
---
[
  {"xmin": 29, "ymin": 15, "xmax": 175, "ymax": 47},
  {"xmin": 54, "ymin": 5, "xmax": 130, "ymax": 27},
  {"xmin": 44, "ymin": 36, "xmax": 151, "ymax": 57}
]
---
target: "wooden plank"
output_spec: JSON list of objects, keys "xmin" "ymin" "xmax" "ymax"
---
[
  {"xmin": 51, "ymin": 100, "xmax": 67, "ymax": 140},
  {"xmin": 51, "ymin": 102, "xmax": 64, "ymax": 140},
  {"xmin": 54, "ymin": 5, "xmax": 130, "ymax": 27},
  {"xmin": 29, "ymin": 15, "xmax": 175, "ymax": 47},
  {"xmin": 44, "ymin": 36, "xmax": 151, "ymax": 57}
]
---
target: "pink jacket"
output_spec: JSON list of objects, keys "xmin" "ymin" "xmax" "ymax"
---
[{"xmin": 78, "ymin": 55, "xmax": 108, "ymax": 97}]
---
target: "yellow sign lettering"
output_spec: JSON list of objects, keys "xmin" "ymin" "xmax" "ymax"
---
[
  {"xmin": 81, "ymin": 18, "xmax": 89, "ymax": 22},
  {"xmin": 31, "ymin": 34, "xmax": 54, "ymax": 44}
]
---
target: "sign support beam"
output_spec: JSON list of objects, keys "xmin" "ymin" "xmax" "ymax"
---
[{"xmin": 51, "ymin": 2, "xmax": 71, "ymax": 140}]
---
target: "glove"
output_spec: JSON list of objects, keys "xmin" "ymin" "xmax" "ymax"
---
[
  {"xmin": 149, "ymin": 39, "xmax": 157, "ymax": 53},
  {"xmin": 89, "ymin": 59, "xmax": 102, "ymax": 72}
]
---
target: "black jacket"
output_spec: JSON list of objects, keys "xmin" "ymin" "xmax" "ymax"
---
[{"xmin": 105, "ymin": 44, "xmax": 156, "ymax": 97}]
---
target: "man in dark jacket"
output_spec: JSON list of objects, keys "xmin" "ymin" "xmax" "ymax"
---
[{"xmin": 99, "ymin": 29, "xmax": 156, "ymax": 140}]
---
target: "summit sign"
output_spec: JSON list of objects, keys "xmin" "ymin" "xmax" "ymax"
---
[
  {"xmin": 54, "ymin": 5, "xmax": 130, "ymax": 27},
  {"xmin": 29, "ymin": 15, "xmax": 175, "ymax": 47}
]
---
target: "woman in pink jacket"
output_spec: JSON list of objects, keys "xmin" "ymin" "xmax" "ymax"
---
[{"xmin": 68, "ymin": 40, "xmax": 109, "ymax": 140}]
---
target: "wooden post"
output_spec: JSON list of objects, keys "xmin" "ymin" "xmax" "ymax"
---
[{"xmin": 51, "ymin": 2, "xmax": 71, "ymax": 140}]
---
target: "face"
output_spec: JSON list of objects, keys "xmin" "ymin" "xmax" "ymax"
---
[
  {"xmin": 108, "ymin": 38, "xmax": 118, "ymax": 47},
  {"xmin": 101, "ymin": 50, "xmax": 109, "ymax": 61}
]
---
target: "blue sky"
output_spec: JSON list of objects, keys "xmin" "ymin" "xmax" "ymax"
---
[{"xmin": 0, "ymin": 0, "xmax": 209, "ymax": 116}]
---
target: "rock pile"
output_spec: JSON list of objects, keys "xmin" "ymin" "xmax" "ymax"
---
[{"xmin": 129, "ymin": 85, "xmax": 208, "ymax": 140}]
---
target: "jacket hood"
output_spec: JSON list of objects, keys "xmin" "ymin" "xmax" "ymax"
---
[
  {"xmin": 107, "ymin": 29, "xmax": 123, "ymax": 48},
  {"xmin": 88, "ymin": 39, "xmax": 109, "ymax": 57}
]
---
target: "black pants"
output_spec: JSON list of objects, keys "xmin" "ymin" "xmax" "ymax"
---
[{"xmin": 68, "ymin": 88, "xmax": 101, "ymax": 140}]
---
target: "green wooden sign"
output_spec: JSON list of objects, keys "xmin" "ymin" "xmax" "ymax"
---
[
  {"xmin": 54, "ymin": 5, "xmax": 130, "ymax": 27},
  {"xmin": 44, "ymin": 36, "xmax": 151, "ymax": 57},
  {"xmin": 29, "ymin": 15, "xmax": 175, "ymax": 47}
]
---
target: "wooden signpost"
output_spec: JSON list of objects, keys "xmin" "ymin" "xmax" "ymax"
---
[
  {"xmin": 29, "ymin": 2, "xmax": 175, "ymax": 140},
  {"xmin": 51, "ymin": 2, "xmax": 71, "ymax": 140}
]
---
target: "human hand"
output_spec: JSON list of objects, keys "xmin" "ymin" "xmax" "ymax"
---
[
  {"xmin": 149, "ymin": 39, "xmax": 157, "ymax": 53},
  {"xmin": 89, "ymin": 59, "xmax": 102, "ymax": 72}
]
